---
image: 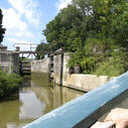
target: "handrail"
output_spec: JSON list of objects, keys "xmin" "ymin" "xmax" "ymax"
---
[{"xmin": 23, "ymin": 72, "xmax": 128, "ymax": 128}]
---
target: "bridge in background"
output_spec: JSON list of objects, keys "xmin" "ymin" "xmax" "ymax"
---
[
  {"xmin": 19, "ymin": 51, "xmax": 37, "ymax": 57},
  {"xmin": 14, "ymin": 42, "xmax": 37, "ymax": 58},
  {"xmin": 14, "ymin": 43, "xmax": 37, "ymax": 75},
  {"xmin": 23, "ymin": 71, "xmax": 128, "ymax": 128}
]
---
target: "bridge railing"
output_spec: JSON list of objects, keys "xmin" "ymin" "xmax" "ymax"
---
[{"xmin": 23, "ymin": 72, "xmax": 128, "ymax": 128}]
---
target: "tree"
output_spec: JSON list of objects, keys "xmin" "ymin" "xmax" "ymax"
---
[
  {"xmin": 36, "ymin": 42, "xmax": 51, "ymax": 59},
  {"xmin": 43, "ymin": 5, "xmax": 85, "ymax": 52},
  {"xmin": 39, "ymin": 0, "xmax": 128, "ymax": 76},
  {"xmin": 0, "ymin": 9, "xmax": 5, "ymax": 43}
]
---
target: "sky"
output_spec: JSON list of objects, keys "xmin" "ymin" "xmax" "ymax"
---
[{"xmin": 0, "ymin": 0, "xmax": 72, "ymax": 51}]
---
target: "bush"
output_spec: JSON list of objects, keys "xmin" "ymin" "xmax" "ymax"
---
[
  {"xmin": 0, "ymin": 71, "xmax": 22, "ymax": 98},
  {"xmin": 94, "ymin": 50, "xmax": 128, "ymax": 76},
  {"xmin": 67, "ymin": 38, "xmax": 128, "ymax": 77}
]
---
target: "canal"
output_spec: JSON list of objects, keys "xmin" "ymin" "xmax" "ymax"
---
[{"xmin": 0, "ymin": 73, "xmax": 84, "ymax": 128}]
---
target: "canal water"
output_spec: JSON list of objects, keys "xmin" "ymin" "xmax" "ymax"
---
[{"xmin": 0, "ymin": 73, "xmax": 84, "ymax": 128}]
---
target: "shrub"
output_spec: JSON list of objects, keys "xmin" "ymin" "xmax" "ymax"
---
[
  {"xmin": 94, "ymin": 50, "xmax": 128, "ymax": 76},
  {"xmin": 0, "ymin": 71, "xmax": 22, "ymax": 98}
]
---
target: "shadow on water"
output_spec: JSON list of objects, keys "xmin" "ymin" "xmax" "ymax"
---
[{"xmin": 0, "ymin": 73, "xmax": 84, "ymax": 128}]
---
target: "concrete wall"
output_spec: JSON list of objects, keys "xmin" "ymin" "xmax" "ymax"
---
[
  {"xmin": 54, "ymin": 53, "xmax": 114, "ymax": 91},
  {"xmin": 0, "ymin": 52, "xmax": 19, "ymax": 73},
  {"xmin": 31, "ymin": 58, "xmax": 50, "ymax": 73},
  {"xmin": 63, "ymin": 74, "xmax": 114, "ymax": 91},
  {"xmin": 31, "ymin": 53, "xmax": 114, "ymax": 91},
  {"xmin": 54, "ymin": 54, "xmax": 62, "ymax": 84}
]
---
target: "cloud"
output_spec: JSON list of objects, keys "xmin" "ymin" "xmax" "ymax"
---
[
  {"xmin": 2, "ymin": 7, "xmax": 35, "ymax": 40},
  {"xmin": 15, "ymin": 31, "xmax": 34, "ymax": 39},
  {"xmin": 1, "ymin": 0, "xmax": 42, "ymax": 50},
  {"xmin": 8, "ymin": 0, "xmax": 40, "ymax": 26},
  {"xmin": 2, "ymin": 8, "xmax": 27, "ymax": 31},
  {"xmin": 56, "ymin": 0, "xmax": 72, "ymax": 11}
]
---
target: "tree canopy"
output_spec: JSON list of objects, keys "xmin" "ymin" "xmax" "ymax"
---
[
  {"xmin": 36, "ymin": 42, "xmax": 51, "ymax": 59},
  {"xmin": 0, "ymin": 9, "xmax": 5, "ymax": 43},
  {"xmin": 37, "ymin": 0, "xmax": 128, "ymax": 76}
]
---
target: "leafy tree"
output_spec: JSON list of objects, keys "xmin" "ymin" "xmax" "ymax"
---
[
  {"xmin": 43, "ymin": 5, "xmax": 85, "ymax": 52},
  {"xmin": 36, "ymin": 42, "xmax": 51, "ymax": 59},
  {"xmin": 39, "ymin": 0, "xmax": 128, "ymax": 76},
  {"xmin": 0, "ymin": 9, "xmax": 5, "ymax": 43}
]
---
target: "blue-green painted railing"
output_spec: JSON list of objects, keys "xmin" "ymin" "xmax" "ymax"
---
[{"xmin": 24, "ymin": 72, "xmax": 128, "ymax": 128}]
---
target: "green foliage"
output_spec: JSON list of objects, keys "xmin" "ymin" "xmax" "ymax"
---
[
  {"xmin": 36, "ymin": 43, "xmax": 51, "ymax": 59},
  {"xmin": 0, "ymin": 71, "xmax": 22, "ymax": 98},
  {"xmin": 43, "ymin": 5, "xmax": 84, "ymax": 52},
  {"xmin": 38, "ymin": 0, "xmax": 128, "ymax": 76},
  {"xmin": 68, "ymin": 51, "xmax": 84, "ymax": 67},
  {"xmin": 0, "ymin": 9, "xmax": 5, "ymax": 43},
  {"xmin": 94, "ymin": 50, "xmax": 128, "ymax": 76}
]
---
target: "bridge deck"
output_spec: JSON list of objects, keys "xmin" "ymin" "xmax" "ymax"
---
[{"xmin": 19, "ymin": 51, "xmax": 36, "ymax": 54}]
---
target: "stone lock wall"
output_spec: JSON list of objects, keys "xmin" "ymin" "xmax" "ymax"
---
[
  {"xmin": 63, "ymin": 74, "xmax": 114, "ymax": 91},
  {"xmin": 31, "ymin": 58, "xmax": 50, "ymax": 73},
  {"xmin": 31, "ymin": 53, "xmax": 114, "ymax": 91},
  {"xmin": 53, "ymin": 53, "xmax": 114, "ymax": 91},
  {"xmin": 0, "ymin": 52, "xmax": 19, "ymax": 73},
  {"xmin": 53, "ymin": 54, "xmax": 62, "ymax": 84}
]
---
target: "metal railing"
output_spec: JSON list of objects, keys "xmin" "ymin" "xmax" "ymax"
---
[{"xmin": 23, "ymin": 72, "xmax": 128, "ymax": 128}]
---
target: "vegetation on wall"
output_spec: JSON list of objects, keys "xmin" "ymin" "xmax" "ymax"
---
[
  {"xmin": 37, "ymin": 0, "xmax": 128, "ymax": 76},
  {"xmin": 0, "ymin": 9, "xmax": 5, "ymax": 44}
]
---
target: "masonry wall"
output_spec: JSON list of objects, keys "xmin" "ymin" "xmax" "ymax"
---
[
  {"xmin": 53, "ymin": 54, "xmax": 62, "ymax": 84},
  {"xmin": 31, "ymin": 53, "xmax": 114, "ymax": 91},
  {"xmin": 0, "ymin": 52, "xmax": 19, "ymax": 73},
  {"xmin": 31, "ymin": 58, "xmax": 50, "ymax": 73},
  {"xmin": 12, "ymin": 53, "xmax": 20, "ymax": 73},
  {"xmin": 63, "ymin": 74, "xmax": 114, "ymax": 91},
  {"xmin": 53, "ymin": 53, "xmax": 114, "ymax": 91}
]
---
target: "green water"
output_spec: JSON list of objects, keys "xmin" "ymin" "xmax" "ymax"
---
[{"xmin": 0, "ymin": 73, "xmax": 84, "ymax": 128}]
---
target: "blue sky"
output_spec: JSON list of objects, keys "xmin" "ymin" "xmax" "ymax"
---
[{"xmin": 0, "ymin": 0, "xmax": 72, "ymax": 50}]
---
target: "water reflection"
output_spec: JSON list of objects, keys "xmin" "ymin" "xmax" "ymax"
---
[
  {"xmin": 19, "ymin": 89, "xmax": 45, "ymax": 120},
  {"xmin": 0, "ymin": 73, "xmax": 84, "ymax": 128}
]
